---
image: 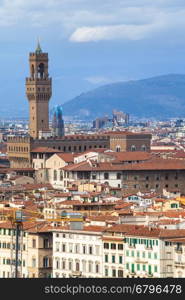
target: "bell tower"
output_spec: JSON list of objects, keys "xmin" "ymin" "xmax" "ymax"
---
[{"xmin": 26, "ymin": 42, "xmax": 52, "ymax": 139}]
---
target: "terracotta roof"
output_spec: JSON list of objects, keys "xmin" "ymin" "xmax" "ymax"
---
[
  {"xmin": 63, "ymin": 159, "xmax": 185, "ymax": 172},
  {"xmin": 22, "ymin": 183, "xmax": 52, "ymax": 190},
  {"xmin": 56, "ymin": 153, "xmax": 76, "ymax": 162},
  {"xmin": 104, "ymin": 224, "xmax": 185, "ymax": 238},
  {"xmin": 83, "ymin": 225, "xmax": 106, "ymax": 232}
]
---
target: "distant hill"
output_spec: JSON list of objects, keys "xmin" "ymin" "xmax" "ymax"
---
[{"xmin": 62, "ymin": 74, "xmax": 185, "ymax": 120}]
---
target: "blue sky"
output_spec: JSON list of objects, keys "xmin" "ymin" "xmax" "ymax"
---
[{"xmin": 1, "ymin": 0, "xmax": 185, "ymax": 117}]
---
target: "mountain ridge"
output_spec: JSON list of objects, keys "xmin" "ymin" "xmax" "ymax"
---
[{"xmin": 62, "ymin": 74, "xmax": 185, "ymax": 120}]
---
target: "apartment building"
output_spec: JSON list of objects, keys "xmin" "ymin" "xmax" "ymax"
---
[
  {"xmin": 27, "ymin": 223, "xmax": 53, "ymax": 278},
  {"xmin": 103, "ymin": 225, "xmax": 185, "ymax": 278},
  {"xmin": 62, "ymin": 159, "xmax": 185, "ymax": 194},
  {"xmin": 171, "ymin": 238, "xmax": 185, "ymax": 277},
  {"xmin": 0, "ymin": 222, "xmax": 28, "ymax": 278},
  {"xmin": 0, "ymin": 221, "xmax": 52, "ymax": 278},
  {"xmin": 52, "ymin": 225, "xmax": 104, "ymax": 278}
]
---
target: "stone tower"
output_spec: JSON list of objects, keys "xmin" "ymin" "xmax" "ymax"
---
[{"xmin": 26, "ymin": 42, "xmax": 52, "ymax": 139}]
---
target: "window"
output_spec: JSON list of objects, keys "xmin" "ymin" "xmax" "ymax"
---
[
  {"xmin": 62, "ymin": 244, "xmax": 66, "ymax": 252},
  {"xmin": 89, "ymin": 246, "xmax": 93, "ymax": 255},
  {"xmin": 83, "ymin": 245, "xmax": 86, "ymax": 254},
  {"xmin": 131, "ymin": 250, "xmax": 134, "ymax": 257},
  {"xmin": 75, "ymin": 244, "xmax": 79, "ymax": 253},
  {"xmin": 141, "ymin": 145, "xmax": 146, "ymax": 151},
  {"xmin": 54, "ymin": 170, "xmax": 57, "ymax": 181},
  {"xmin": 119, "ymin": 256, "xmax": 123, "ymax": 264},
  {"xmin": 148, "ymin": 265, "xmax": 152, "ymax": 275},
  {"xmin": 118, "ymin": 270, "xmax": 123, "ymax": 277},
  {"xmin": 137, "ymin": 251, "xmax": 140, "ymax": 258},
  {"xmin": 60, "ymin": 171, "xmax": 63, "ymax": 181},
  {"xmin": 112, "ymin": 256, "xmax": 115, "ymax": 263},
  {"xmin": 43, "ymin": 257, "xmax": 49, "ymax": 268},
  {"xmin": 118, "ymin": 244, "xmax": 123, "ymax": 250},
  {"xmin": 126, "ymin": 250, "xmax": 129, "ymax": 256},
  {"xmin": 56, "ymin": 259, "xmax": 60, "ymax": 269},
  {"xmin": 105, "ymin": 255, "xmax": 108, "ymax": 263},
  {"xmin": 171, "ymin": 203, "xmax": 178, "ymax": 208},
  {"xmin": 154, "ymin": 253, "xmax": 157, "ymax": 259},
  {"xmin": 104, "ymin": 243, "xmax": 109, "ymax": 249},
  {"xmin": 126, "ymin": 263, "xmax": 129, "ymax": 270},
  {"xmin": 143, "ymin": 265, "xmax": 146, "ymax": 271},
  {"xmin": 137, "ymin": 264, "xmax": 140, "ymax": 271},
  {"xmin": 44, "ymin": 239, "xmax": 49, "ymax": 249},
  {"xmin": 32, "ymin": 239, "xmax": 36, "ymax": 248},
  {"xmin": 96, "ymin": 264, "xmax": 99, "ymax": 273},
  {"xmin": 154, "ymin": 265, "xmax": 158, "ymax": 273},
  {"xmin": 69, "ymin": 261, "xmax": 72, "ymax": 270},
  {"xmin": 131, "ymin": 145, "xmax": 136, "ymax": 151},
  {"xmin": 32, "ymin": 258, "xmax": 36, "ymax": 268},
  {"xmin": 104, "ymin": 173, "xmax": 109, "ymax": 180},
  {"xmin": 112, "ymin": 269, "xmax": 116, "ymax": 277},
  {"xmin": 76, "ymin": 262, "xmax": 80, "ymax": 272},
  {"xmin": 105, "ymin": 268, "xmax": 108, "ymax": 276},
  {"xmin": 55, "ymin": 242, "xmax": 60, "ymax": 252},
  {"xmin": 117, "ymin": 173, "xmax": 121, "ymax": 179},
  {"xmin": 111, "ymin": 243, "xmax": 116, "ymax": 250},
  {"xmin": 88, "ymin": 261, "xmax": 92, "ymax": 273}
]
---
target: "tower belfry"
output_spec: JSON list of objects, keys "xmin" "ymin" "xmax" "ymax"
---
[{"xmin": 26, "ymin": 42, "xmax": 52, "ymax": 139}]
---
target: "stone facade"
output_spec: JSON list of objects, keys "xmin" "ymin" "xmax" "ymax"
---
[{"xmin": 26, "ymin": 47, "xmax": 52, "ymax": 139}]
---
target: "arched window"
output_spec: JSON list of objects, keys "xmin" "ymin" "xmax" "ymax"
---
[
  {"xmin": 76, "ymin": 261, "xmax": 80, "ymax": 272},
  {"xmin": 116, "ymin": 145, "xmax": 121, "ymax": 152},
  {"xmin": 88, "ymin": 261, "xmax": 93, "ymax": 273},
  {"xmin": 131, "ymin": 145, "xmax": 136, "ymax": 152},
  {"xmin": 95, "ymin": 263, "xmax": 100, "ymax": 273},
  {"xmin": 38, "ymin": 63, "xmax": 45, "ymax": 79},
  {"xmin": 43, "ymin": 257, "xmax": 49, "ymax": 268},
  {"xmin": 141, "ymin": 145, "xmax": 146, "ymax": 151},
  {"xmin": 55, "ymin": 258, "xmax": 60, "ymax": 269}
]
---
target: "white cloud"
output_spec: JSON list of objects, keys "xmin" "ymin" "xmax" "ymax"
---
[
  {"xmin": 0, "ymin": 0, "xmax": 185, "ymax": 43},
  {"xmin": 70, "ymin": 22, "xmax": 165, "ymax": 42}
]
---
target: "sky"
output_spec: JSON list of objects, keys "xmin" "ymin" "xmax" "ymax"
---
[{"xmin": 1, "ymin": 0, "xmax": 185, "ymax": 117}]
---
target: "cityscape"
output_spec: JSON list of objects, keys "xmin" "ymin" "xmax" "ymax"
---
[
  {"xmin": 0, "ymin": 42, "xmax": 185, "ymax": 279},
  {"xmin": 1, "ymin": 1, "xmax": 185, "ymax": 283}
]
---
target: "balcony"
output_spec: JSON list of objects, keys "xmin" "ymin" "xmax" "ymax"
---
[
  {"xmin": 135, "ymin": 259, "xmax": 148, "ymax": 264},
  {"xmin": 147, "ymin": 273, "xmax": 153, "ymax": 278},
  {"xmin": 175, "ymin": 261, "xmax": 185, "ymax": 266},
  {"xmin": 70, "ymin": 271, "xmax": 82, "ymax": 278}
]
